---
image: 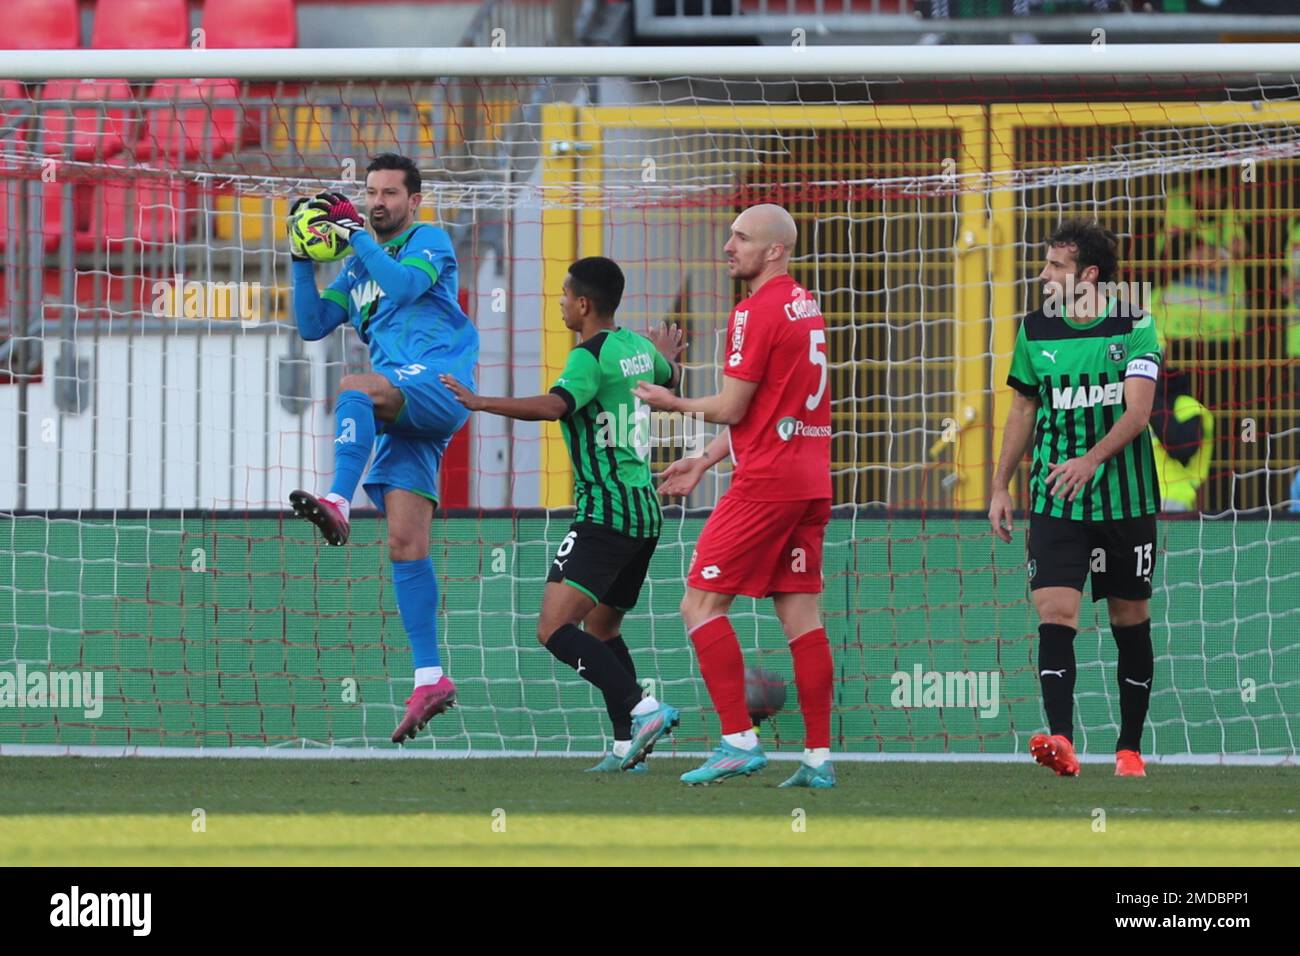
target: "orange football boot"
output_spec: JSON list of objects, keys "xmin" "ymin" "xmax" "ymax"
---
[
  {"xmin": 1115, "ymin": 749, "xmax": 1147, "ymax": 777},
  {"xmin": 1029, "ymin": 732, "xmax": 1080, "ymax": 777}
]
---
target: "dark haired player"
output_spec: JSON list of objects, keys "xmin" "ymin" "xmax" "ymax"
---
[
  {"xmin": 287, "ymin": 153, "xmax": 480, "ymax": 744},
  {"xmin": 442, "ymin": 256, "xmax": 686, "ymax": 772},
  {"xmin": 990, "ymin": 219, "xmax": 1162, "ymax": 778}
]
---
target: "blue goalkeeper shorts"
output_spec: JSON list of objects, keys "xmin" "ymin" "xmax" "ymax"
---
[{"xmin": 363, "ymin": 361, "xmax": 472, "ymax": 515}]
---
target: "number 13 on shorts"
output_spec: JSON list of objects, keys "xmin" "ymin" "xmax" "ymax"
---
[{"xmin": 1134, "ymin": 541, "xmax": 1153, "ymax": 578}]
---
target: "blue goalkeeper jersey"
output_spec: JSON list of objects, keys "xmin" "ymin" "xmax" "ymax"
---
[{"xmin": 319, "ymin": 223, "xmax": 478, "ymax": 381}]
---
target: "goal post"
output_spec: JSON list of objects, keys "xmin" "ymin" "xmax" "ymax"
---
[{"xmin": 1, "ymin": 44, "xmax": 1299, "ymax": 760}]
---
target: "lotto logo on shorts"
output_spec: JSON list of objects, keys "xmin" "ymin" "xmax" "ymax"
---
[{"xmin": 700, "ymin": 565, "xmax": 721, "ymax": 580}]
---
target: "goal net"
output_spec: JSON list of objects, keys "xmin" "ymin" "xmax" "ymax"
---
[{"xmin": 1, "ymin": 46, "xmax": 1297, "ymax": 758}]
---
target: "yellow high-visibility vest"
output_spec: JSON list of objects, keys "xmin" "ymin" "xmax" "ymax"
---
[{"xmin": 1151, "ymin": 394, "xmax": 1214, "ymax": 511}]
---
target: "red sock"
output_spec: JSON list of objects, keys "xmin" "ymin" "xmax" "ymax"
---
[
  {"xmin": 689, "ymin": 616, "xmax": 751, "ymax": 736},
  {"xmin": 790, "ymin": 627, "xmax": 833, "ymax": 749}
]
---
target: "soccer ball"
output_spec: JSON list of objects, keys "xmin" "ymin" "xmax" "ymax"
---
[
  {"xmin": 744, "ymin": 665, "xmax": 787, "ymax": 724},
  {"xmin": 291, "ymin": 205, "xmax": 350, "ymax": 262}
]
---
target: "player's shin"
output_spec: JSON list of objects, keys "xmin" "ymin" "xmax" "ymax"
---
[
  {"xmin": 689, "ymin": 616, "xmax": 753, "ymax": 740},
  {"xmin": 545, "ymin": 624, "xmax": 644, "ymax": 716},
  {"xmin": 601, "ymin": 635, "xmax": 637, "ymax": 740},
  {"xmin": 330, "ymin": 390, "xmax": 378, "ymax": 505},
  {"xmin": 392, "ymin": 557, "xmax": 442, "ymax": 683},
  {"xmin": 1113, "ymin": 619, "xmax": 1154, "ymax": 753},
  {"xmin": 1038, "ymin": 623, "xmax": 1078, "ymax": 741},
  {"xmin": 790, "ymin": 627, "xmax": 833, "ymax": 753}
]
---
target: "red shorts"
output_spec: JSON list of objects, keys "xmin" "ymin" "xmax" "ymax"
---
[{"xmin": 687, "ymin": 495, "xmax": 831, "ymax": 598}]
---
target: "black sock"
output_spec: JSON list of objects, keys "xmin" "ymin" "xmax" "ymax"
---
[
  {"xmin": 602, "ymin": 635, "xmax": 637, "ymax": 739},
  {"xmin": 1113, "ymin": 619, "xmax": 1154, "ymax": 753},
  {"xmin": 545, "ymin": 624, "xmax": 643, "ymax": 719},
  {"xmin": 1038, "ymin": 623, "xmax": 1077, "ymax": 742}
]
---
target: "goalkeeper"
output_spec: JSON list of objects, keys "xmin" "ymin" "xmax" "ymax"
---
[{"xmin": 287, "ymin": 153, "xmax": 480, "ymax": 745}]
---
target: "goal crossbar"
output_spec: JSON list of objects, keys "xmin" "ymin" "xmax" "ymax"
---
[{"xmin": 1, "ymin": 43, "xmax": 1298, "ymax": 81}]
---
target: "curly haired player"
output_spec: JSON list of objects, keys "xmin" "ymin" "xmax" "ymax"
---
[{"xmin": 990, "ymin": 219, "xmax": 1162, "ymax": 779}]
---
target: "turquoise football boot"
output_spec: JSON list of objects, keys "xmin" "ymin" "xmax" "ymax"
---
[
  {"xmin": 680, "ymin": 741, "xmax": 768, "ymax": 785},
  {"xmin": 620, "ymin": 702, "xmax": 680, "ymax": 770},
  {"xmin": 777, "ymin": 760, "xmax": 836, "ymax": 789},
  {"xmin": 586, "ymin": 752, "xmax": 647, "ymax": 773}
]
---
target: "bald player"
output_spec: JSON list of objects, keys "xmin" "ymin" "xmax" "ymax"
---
[{"xmin": 633, "ymin": 204, "xmax": 835, "ymax": 787}]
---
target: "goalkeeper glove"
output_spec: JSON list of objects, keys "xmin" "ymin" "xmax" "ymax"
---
[
  {"xmin": 308, "ymin": 191, "xmax": 367, "ymax": 243},
  {"xmin": 287, "ymin": 196, "xmax": 312, "ymax": 262}
]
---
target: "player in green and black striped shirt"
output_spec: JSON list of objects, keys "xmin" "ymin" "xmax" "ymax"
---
[
  {"xmin": 989, "ymin": 220, "xmax": 1162, "ymax": 780},
  {"xmin": 441, "ymin": 256, "xmax": 685, "ymax": 772}
]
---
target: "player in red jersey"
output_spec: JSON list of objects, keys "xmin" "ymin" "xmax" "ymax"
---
[{"xmin": 633, "ymin": 203, "xmax": 835, "ymax": 788}]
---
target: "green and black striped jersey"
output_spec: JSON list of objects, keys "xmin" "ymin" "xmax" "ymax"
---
[
  {"xmin": 1008, "ymin": 300, "xmax": 1163, "ymax": 521},
  {"xmin": 549, "ymin": 327, "xmax": 673, "ymax": 539}
]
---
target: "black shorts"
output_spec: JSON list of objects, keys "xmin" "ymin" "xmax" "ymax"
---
[
  {"xmin": 1027, "ymin": 512, "xmax": 1157, "ymax": 602},
  {"xmin": 545, "ymin": 521, "xmax": 658, "ymax": 612}
]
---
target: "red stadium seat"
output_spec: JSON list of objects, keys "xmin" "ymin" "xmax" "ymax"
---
[
  {"xmin": 99, "ymin": 172, "xmax": 191, "ymax": 249},
  {"xmin": 37, "ymin": 79, "xmax": 134, "ymax": 162},
  {"xmin": 203, "ymin": 0, "xmax": 297, "ymax": 48},
  {"xmin": 43, "ymin": 168, "xmax": 191, "ymax": 254},
  {"xmin": 0, "ymin": 0, "xmax": 79, "ymax": 49},
  {"xmin": 90, "ymin": 0, "xmax": 189, "ymax": 49},
  {"xmin": 202, "ymin": 0, "xmax": 298, "ymax": 148},
  {"xmin": 134, "ymin": 78, "xmax": 241, "ymax": 162}
]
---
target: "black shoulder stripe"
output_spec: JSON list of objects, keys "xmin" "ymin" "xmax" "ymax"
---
[{"xmin": 577, "ymin": 330, "xmax": 610, "ymax": 359}]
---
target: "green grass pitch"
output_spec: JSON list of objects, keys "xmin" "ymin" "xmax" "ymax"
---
[{"xmin": 1, "ymin": 757, "xmax": 1297, "ymax": 866}]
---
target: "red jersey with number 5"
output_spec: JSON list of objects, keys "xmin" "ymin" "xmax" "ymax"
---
[{"xmin": 723, "ymin": 274, "xmax": 832, "ymax": 501}]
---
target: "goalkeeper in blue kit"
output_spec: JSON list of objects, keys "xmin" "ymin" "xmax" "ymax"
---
[{"xmin": 288, "ymin": 153, "xmax": 480, "ymax": 744}]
